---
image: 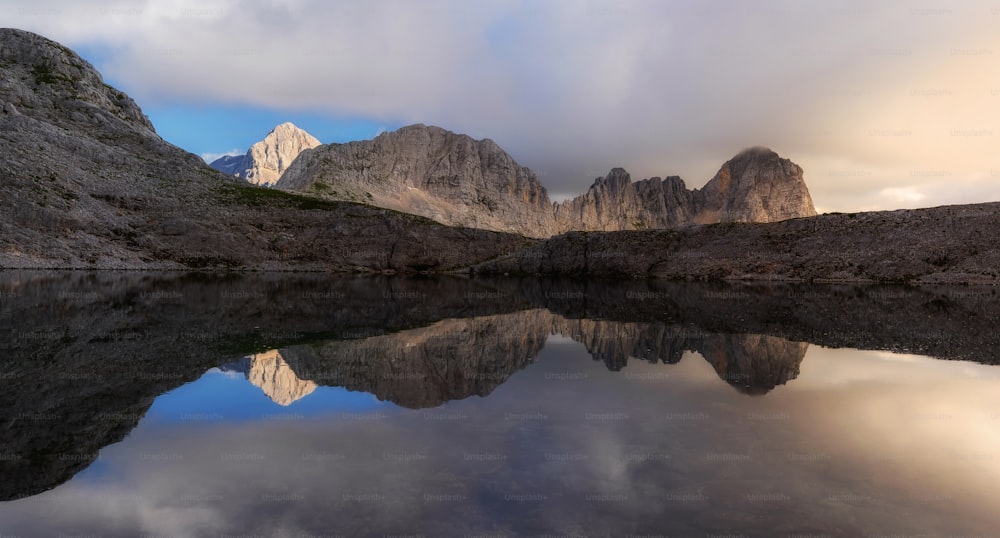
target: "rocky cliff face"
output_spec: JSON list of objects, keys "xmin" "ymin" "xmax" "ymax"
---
[
  {"xmin": 277, "ymin": 124, "xmax": 558, "ymax": 237},
  {"xmin": 277, "ymin": 124, "xmax": 816, "ymax": 237},
  {"xmin": 694, "ymin": 146, "xmax": 816, "ymax": 224},
  {"xmin": 552, "ymin": 169, "xmax": 697, "ymax": 231},
  {"xmin": 552, "ymin": 147, "xmax": 816, "ymax": 232},
  {"xmin": 210, "ymin": 122, "xmax": 321, "ymax": 187},
  {"xmin": 0, "ymin": 29, "xmax": 526, "ymax": 271}
]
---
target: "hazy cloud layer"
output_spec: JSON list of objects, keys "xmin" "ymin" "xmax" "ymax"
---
[{"xmin": 5, "ymin": 0, "xmax": 1000, "ymax": 211}]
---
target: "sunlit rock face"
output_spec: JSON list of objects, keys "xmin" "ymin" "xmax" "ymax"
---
[
  {"xmin": 277, "ymin": 124, "xmax": 558, "ymax": 238},
  {"xmin": 221, "ymin": 350, "xmax": 318, "ymax": 406},
  {"xmin": 211, "ymin": 122, "xmax": 321, "ymax": 187},
  {"xmin": 694, "ymin": 146, "xmax": 817, "ymax": 224}
]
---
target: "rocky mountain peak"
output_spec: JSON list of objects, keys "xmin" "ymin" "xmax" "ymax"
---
[
  {"xmin": 594, "ymin": 168, "xmax": 632, "ymax": 193},
  {"xmin": 695, "ymin": 146, "xmax": 816, "ymax": 224},
  {"xmin": 0, "ymin": 28, "xmax": 153, "ymax": 132},
  {"xmin": 210, "ymin": 121, "xmax": 321, "ymax": 187},
  {"xmin": 277, "ymin": 123, "xmax": 558, "ymax": 237}
]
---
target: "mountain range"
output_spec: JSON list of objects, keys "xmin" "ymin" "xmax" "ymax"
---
[
  {"xmin": 217, "ymin": 122, "xmax": 817, "ymax": 237},
  {"xmin": 2, "ymin": 27, "xmax": 999, "ymax": 283}
]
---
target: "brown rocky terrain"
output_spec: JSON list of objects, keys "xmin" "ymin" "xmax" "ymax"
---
[{"xmin": 220, "ymin": 350, "xmax": 318, "ymax": 405}]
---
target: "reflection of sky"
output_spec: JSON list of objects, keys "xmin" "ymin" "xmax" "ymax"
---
[
  {"xmin": 142, "ymin": 368, "xmax": 392, "ymax": 425},
  {"xmin": 3, "ymin": 339, "xmax": 1000, "ymax": 536}
]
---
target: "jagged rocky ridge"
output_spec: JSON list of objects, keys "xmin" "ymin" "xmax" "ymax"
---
[
  {"xmin": 209, "ymin": 122, "xmax": 321, "ymax": 187},
  {"xmin": 553, "ymin": 147, "xmax": 816, "ymax": 232},
  {"xmin": 276, "ymin": 125, "xmax": 817, "ymax": 237}
]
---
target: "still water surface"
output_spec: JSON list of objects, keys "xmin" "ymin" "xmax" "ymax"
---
[{"xmin": 1, "ymin": 272, "xmax": 999, "ymax": 536}]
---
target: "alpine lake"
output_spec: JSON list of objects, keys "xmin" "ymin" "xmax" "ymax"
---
[{"xmin": 2, "ymin": 271, "xmax": 999, "ymax": 537}]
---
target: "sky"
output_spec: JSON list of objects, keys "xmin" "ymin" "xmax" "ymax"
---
[{"xmin": 4, "ymin": 0, "xmax": 1000, "ymax": 212}]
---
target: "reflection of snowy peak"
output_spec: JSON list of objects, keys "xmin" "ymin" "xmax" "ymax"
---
[{"xmin": 221, "ymin": 350, "xmax": 317, "ymax": 406}]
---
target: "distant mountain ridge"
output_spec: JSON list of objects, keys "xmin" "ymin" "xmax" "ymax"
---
[{"xmin": 270, "ymin": 124, "xmax": 817, "ymax": 237}]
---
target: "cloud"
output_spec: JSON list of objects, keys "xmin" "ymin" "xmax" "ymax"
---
[
  {"xmin": 5, "ymin": 0, "xmax": 1000, "ymax": 210},
  {"xmin": 199, "ymin": 148, "xmax": 243, "ymax": 164}
]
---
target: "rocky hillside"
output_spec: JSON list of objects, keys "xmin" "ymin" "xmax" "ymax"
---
[
  {"xmin": 210, "ymin": 122, "xmax": 321, "ymax": 187},
  {"xmin": 277, "ymin": 124, "xmax": 558, "ymax": 237},
  {"xmin": 278, "ymin": 124, "xmax": 816, "ymax": 237},
  {"xmin": 0, "ymin": 28, "xmax": 526, "ymax": 271}
]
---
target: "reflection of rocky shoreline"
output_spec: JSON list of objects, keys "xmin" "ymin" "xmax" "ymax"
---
[{"xmin": 2, "ymin": 271, "xmax": 999, "ymax": 500}]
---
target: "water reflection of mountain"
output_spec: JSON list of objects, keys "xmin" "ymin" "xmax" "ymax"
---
[
  {"xmin": 220, "ymin": 350, "xmax": 318, "ymax": 406},
  {"xmin": 1, "ymin": 271, "xmax": 999, "ymax": 500},
  {"xmin": 267, "ymin": 314, "xmax": 806, "ymax": 408}
]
